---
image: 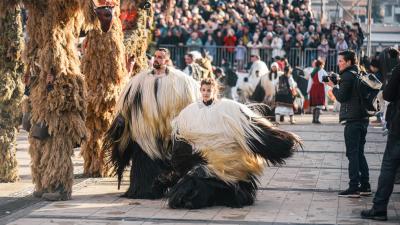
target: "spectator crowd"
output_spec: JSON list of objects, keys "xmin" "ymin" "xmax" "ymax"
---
[{"xmin": 152, "ymin": 0, "xmax": 365, "ymax": 68}]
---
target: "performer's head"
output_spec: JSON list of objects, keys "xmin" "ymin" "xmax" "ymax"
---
[
  {"xmin": 200, "ymin": 78, "xmax": 219, "ymax": 102},
  {"xmin": 153, "ymin": 48, "xmax": 170, "ymax": 70},
  {"xmin": 184, "ymin": 53, "xmax": 194, "ymax": 65}
]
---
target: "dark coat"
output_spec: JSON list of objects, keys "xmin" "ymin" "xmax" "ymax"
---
[
  {"xmin": 383, "ymin": 64, "xmax": 400, "ymax": 137},
  {"xmin": 332, "ymin": 65, "xmax": 369, "ymax": 123}
]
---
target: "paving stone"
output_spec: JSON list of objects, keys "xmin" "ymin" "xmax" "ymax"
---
[{"xmin": 2, "ymin": 113, "xmax": 400, "ymax": 225}]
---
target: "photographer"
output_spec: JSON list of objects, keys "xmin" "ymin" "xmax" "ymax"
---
[
  {"xmin": 361, "ymin": 62, "xmax": 400, "ymax": 221},
  {"xmin": 327, "ymin": 50, "xmax": 371, "ymax": 198}
]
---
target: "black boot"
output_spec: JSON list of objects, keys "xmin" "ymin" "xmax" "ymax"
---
[
  {"xmin": 395, "ymin": 167, "xmax": 400, "ymax": 184},
  {"xmin": 312, "ymin": 108, "xmax": 316, "ymax": 123},
  {"xmin": 361, "ymin": 208, "xmax": 387, "ymax": 221},
  {"xmin": 314, "ymin": 108, "xmax": 321, "ymax": 124}
]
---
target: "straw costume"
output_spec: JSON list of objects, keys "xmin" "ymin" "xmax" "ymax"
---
[
  {"xmin": 0, "ymin": 2, "xmax": 24, "ymax": 182},
  {"xmin": 80, "ymin": 0, "xmax": 127, "ymax": 177},
  {"xmin": 22, "ymin": 0, "xmax": 86, "ymax": 201}
]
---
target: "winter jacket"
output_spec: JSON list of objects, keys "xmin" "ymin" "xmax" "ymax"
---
[
  {"xmin": 383, "ymin": 64, "xmax": 400, "ymax": 137},
  {"xmin": 332, "ymin": 65, "xmax": 369, "ymax": 123}
]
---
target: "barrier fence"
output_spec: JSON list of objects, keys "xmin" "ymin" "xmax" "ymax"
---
[{"xmin": 159, "ymin": 44, "xmax": 365, "ymax": 73}]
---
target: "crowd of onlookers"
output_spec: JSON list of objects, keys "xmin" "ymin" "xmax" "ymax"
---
[{"xmin": 153, "ymin": 0, "xmax": 365, "ymax": 68}]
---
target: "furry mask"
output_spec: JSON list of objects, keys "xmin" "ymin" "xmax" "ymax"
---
[{"xmin": 93, "ymin": 0, "xmax": 117, "ymax": 32}]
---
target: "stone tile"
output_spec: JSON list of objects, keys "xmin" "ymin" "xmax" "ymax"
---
[
  {"xmin": 7, "ymin": 218, "xmax": 45, "ymax": 225},
  {"xmin": 182, "ymin": 207, "xmax": 222, "ymax": 220}
]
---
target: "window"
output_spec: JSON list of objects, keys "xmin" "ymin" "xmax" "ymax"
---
[{"xmin": 385, "ymin": 4, "xmax": 393, "ymax": 17}]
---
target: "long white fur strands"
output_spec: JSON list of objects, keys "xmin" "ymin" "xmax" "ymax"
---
[
  {"xmin": 172, "ymin": 99, "xmax": 273, "ymax": 183},
  {"xmin": 116, "ymin": 67, "xmax": 200, "ymax": 160}
]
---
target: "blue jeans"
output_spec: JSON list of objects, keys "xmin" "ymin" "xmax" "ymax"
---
[
  {"xmin": 373, "ymin": 133, "xmax": 400, "ymax": 211},
  {"xmin": 344, "ymin": 120, "xmax": 370, "ymax": 189}
]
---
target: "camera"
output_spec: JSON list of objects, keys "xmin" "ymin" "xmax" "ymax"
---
[{"xmin": 322, "ymin": 72, "xmax": 339, "ymax": 85}]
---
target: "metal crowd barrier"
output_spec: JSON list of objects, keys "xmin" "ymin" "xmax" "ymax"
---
[{"xmin": 158, "ymin": 45, "xmax": 364, "ymax": 73}]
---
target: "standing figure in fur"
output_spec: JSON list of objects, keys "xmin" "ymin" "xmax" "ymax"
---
[
  {"xmin": 168, "ymin": 78, "xmax": 301, "ymax": 209},
  {"xmin": 251, "ymin": 62, "xmax": 283, "ymax": 106},
  {"xmin": 23, "ymin": 0, "xmax": 86, "ymax": 201},
  {"xmin": 0, "ymin": 3, "xmax": 24, "ymax": 182},
  {"xmin": 122, "ymin": 0, "xmax": 153, "ymax": 75},
  {"xmin": 103, "ymin": 48, "xmax": 200, "ymax": 199},
  {"xmin": 80, "ymin": 0, "xmax": 127, "ymax": 177}
]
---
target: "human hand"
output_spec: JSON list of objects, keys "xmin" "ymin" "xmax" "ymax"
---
[
  {"xmin": 46, "ymin": 73, "xmax": 55, "ymax": 84},
  {"xmin": 326, "ymin": 80, "xmax": 335, "ymax": 87}
]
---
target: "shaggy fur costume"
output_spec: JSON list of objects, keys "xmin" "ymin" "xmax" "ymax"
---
[
  {"xmin": 80, "ymin": 0, "xmax": 127, "ymax": 177},
  {"xmin": 24, "ymin": 1, "xmax": 86, "ymax": 199},
  {"xmin": 251, "ymin": 72, "xmax": 282, "ymax": 107},
  {"xmin": 123, "ymin": 0, "xmax": 153, "ymax": 75},
  {"xmin": 168, "ymin": 99, "xmax": 301, "ymax": 209},
  {"xmin": 103, "ymin": 67, "xmax": 199, "ymax": 199},
  {"xmin": 0, "ymin": 5, "xmax": 24, "ymax": 182}
]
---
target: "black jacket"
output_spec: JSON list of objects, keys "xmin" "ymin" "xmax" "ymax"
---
[
  {"xmin": 333, "ymin": 65, "xmax": 369, "ymax": 123},
  {"xmin": 383, "ymin": 63, "xmax": 400, "ymax": 137}
]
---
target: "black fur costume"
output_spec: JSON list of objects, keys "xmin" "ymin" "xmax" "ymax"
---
[
  {"xmin": 103, "ymin": 67, "xmax": 199, "ymax": 199},
  {"xmin": 167, "ymin": 99, "xmax": 302, "ymax": 209}
]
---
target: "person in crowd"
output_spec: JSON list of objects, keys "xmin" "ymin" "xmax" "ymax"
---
[
  {"xmin": 224, "ymin": 29, "xmax": 237, "ymax": 55},
  {"xmin": 269, "ymin": 62, "xmax": 282, "ymax": 85},
  {"xmin": 271, "ymin": 34, "xmax": 285, "ymax": 59},
  {"xmin": 183, "ymin": 53, "xmax": 203, "ymax": 80},
  {"xmin": 327, "ymin": 50, "xmax": 371, "ymax": 198},
  {"xmin": 235, "ymin": 39, "xmax": 247, "ymax": 71},
  {"xmin": 275, "ymin": 66, "xmax": 297, "ymax": 124},
  {"xmin": 336, "ymin": 32, "xmax": 348, "ymax": 53},
  {"xmin": 307, "ymin": 59, "xmax": 327, "ymax": 124},
  {"xmin": 248, "ymin": 54, "xmax": 269, "ymax": 88},
  {"xmin": 186, "ymin": 32, "xmax": 203, "ymax": 51},
  {"xmin": 204, "ymin": 34, "xmax": 217, "ymax": 62},
  {"xmin": 317, "ymin": 38, "xmax": 330, "ymax": 62},
  {"xmin": 247, "ymin": 34, "xmax": 263, "ymax": 57},
  {"xmin": 369, "ymin": 59, "xmax": 384, "ymax": 124},
  {"xmin": 361, "ymin": 62, "xmax": 400, "ymax": 221}
]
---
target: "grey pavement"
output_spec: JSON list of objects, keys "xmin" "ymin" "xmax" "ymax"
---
[{"xmin": 1, "ymin": 113, "xmax": 399, "ymax": 225}]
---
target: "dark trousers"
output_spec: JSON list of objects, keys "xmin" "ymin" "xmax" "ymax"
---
[
  {"xmin": 373, "ymin": 133, "xmax": 400, "ymax": 211},
  {"xmin": 344, "ymin": 120, "xmax": 370, "ymax": 189}
]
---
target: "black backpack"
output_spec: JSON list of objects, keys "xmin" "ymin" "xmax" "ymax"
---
[{"xmin": 353, "ymin": 72, "xmax": 382, "ymax": 117}]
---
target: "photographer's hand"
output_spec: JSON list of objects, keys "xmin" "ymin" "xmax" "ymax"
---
[{"xmin": 326, "ymin": 80, "xmax": 335, "ymax": 88}]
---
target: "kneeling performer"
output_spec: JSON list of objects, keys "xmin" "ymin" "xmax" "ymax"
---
[{"xmin": 168, "ymin": 78, "xmax": 302, "ymax": 208}]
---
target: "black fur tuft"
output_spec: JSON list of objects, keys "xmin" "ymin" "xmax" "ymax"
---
[
  {"xmin": 250, "ymin": 81, "xmax": 266, "ymax": 102},
  {"xmin": 247, "ymin": 103, "xmax": 274, "ymax": 119},
  {"xmin": 167, "ymin": 166, "xmax": 258, "ymax": 209},
  {"xmin": 171, "ymin": 140, "xmax": 207, "ymax": 176},
  {"xmin": 246, "ymin": 120, "xmax": 302, "ymax": 166},
  {"xmin": 103, "ymin": 114, "xmax": 132, "ymax": 189},
  {"xmin": 123, "ymin": 143, "xmax": 166, "ymax": 199}
]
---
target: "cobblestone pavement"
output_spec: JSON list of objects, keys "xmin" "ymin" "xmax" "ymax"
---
[{"xmin": 1, "ymin": 113, "xmax": 399, "ymax": 225}]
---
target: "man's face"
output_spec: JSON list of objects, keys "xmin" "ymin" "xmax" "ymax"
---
[
  {"xmin": 338, "ymin": 55, "xmax": 351, "ymax": 72},
  {"xmin": 153, "ymin": 50, "xmax": 167, "ymax": 69},
  {"xmin": 250, "ymin": 56, "xmax": 257, "ymax": 62},
  {"xmin": 185, "ymin": 55, "xmax": 193, "ymax": 65}
]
